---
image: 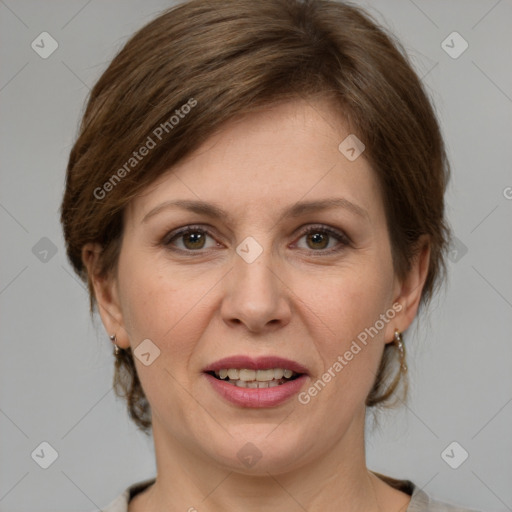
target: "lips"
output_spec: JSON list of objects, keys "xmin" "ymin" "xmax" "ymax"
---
[
  {"xmin": 203, "ymin": 355, "xmax": 309, "ymax": 408},
  {"xmin": 203, "ymin": 355, "xmax": 309, "ymax": 375}
]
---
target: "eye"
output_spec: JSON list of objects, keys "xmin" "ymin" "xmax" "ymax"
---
[
  {"xmin": 163, "ymin": 226, "xmax": 220, "ymax": 251},
  {"xmin": 162, "ymin": 224, "xmax": 350, "ymax": 255},
  {"xmin": 294, "ymin": 225, "xmax": 350, "ymax": 253}
]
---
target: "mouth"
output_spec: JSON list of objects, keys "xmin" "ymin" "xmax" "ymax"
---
[
  {"xmin": 202, "ymin": 356, "xmax": 309, "ymax": 408},
  {"xmin": 206, "ymin": 368, "xmax": 302, "ymax": 388}
]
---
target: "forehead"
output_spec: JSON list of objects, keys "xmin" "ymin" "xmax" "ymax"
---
[{"xmin": 127, "ymin": 98, "xmax": 382, "ymax": 225}]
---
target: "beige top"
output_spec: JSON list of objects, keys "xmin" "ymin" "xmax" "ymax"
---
[{"xmin": 99, "ymin": 473, "xmax": 480, "ymax": 511}]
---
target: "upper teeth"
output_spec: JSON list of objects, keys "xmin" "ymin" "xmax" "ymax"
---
[{"xmin": 215, "ymin": 368, "xmax": 295, "ymax": 381}]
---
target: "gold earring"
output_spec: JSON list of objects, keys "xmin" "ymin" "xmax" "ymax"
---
[
  {"xmin": 109, "ymin": 334, "xmax": 120, "ymax": 356},
  {"xmin": 394, "ymin": 329, "xmax": 407, "ymax": 373}
]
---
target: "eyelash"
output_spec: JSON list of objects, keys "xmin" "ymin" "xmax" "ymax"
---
[{"xmin": 161, "ymin": 224, "xmax": 351, "ymax": 255}]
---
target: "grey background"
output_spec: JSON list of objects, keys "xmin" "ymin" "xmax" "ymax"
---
[{"xmin": 0, "ymin": 1, "xmax": 511, "ymax": 511}]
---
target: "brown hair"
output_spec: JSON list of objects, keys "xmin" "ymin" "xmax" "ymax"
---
[{"xmin": 60, "ymin": 0, "xmax": 451, "ymax": 434}]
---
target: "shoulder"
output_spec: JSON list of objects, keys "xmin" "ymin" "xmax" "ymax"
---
[
  {"xmin": 99, "ymin": 474, "xmax": 483, "ymax": 512},
  {"xmin": 409, "ymin": 485, "xmax": 483, "ymax": 512},
  {"xmin": 98, "ymin": 478, "xmax": 156, "ymax": 512},
  {"xmin": 372, "ymin": 471, "xmax": 482, "ymax": 512}
]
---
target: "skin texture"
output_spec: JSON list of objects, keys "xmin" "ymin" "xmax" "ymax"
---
[{"xmin": 83, "ymin": 99, "xmax": 430, "ymax": 512}]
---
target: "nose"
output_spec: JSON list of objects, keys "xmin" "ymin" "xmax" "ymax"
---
[{"xmin": 220, "ymin": 248, "xmax": 292, "ymax": 334}]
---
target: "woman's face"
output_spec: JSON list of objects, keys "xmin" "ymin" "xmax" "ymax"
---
[{"xmin": 93, "ymin": 99, "xmax": 424, "ymax": 474}]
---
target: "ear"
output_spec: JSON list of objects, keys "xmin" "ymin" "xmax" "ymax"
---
[
  {"xmin": 82, "ymin": 242, "xmax": 130, "ymax": 349},
  {"xmin": 384, "ymin": 234, "xmax": 431, "ymax": 343}
]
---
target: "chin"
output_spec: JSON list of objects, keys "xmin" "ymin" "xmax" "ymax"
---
[{"xmin": 203, "ymin": 426, "xmax": 314, "ymax": 476}]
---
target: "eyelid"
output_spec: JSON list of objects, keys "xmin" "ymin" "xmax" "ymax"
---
[
  {"xmin": 161, "ymin": 223, "xmax": 351, "ymax": 253},
  {"xmin": 295, "ymin": 223, "xmax": 350, "ymax": 241},
  {"xmin": 292, "ymin": 224, "xmax": 351, "ymax": 252},
  {"xmin": 161, "ymin": 224, "xmax": 220, "ymax": 250}
]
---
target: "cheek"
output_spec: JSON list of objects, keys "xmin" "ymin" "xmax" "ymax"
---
[
  {"xmin": 293, "ymin": 258, "xmax": 394, "ymax": 394},
  {"xmin": 117, "ymin": 253, "xmax": 213, "ymax": 367},
  {"xmin": 116, "ymin": 256, "xmax": 210, "ymax": 421},
  {"xmin": 301, "ymin": 262, "xmax": 392, "ymax": 340}
]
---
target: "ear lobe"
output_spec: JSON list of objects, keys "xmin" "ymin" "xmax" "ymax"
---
[
  {"xmin": 82, "ymin": 243, "xmax": 129, "ymax": 348},
  {"xmin": 385, "ymin": 235, "xmax": 431, "ymax": 342}
]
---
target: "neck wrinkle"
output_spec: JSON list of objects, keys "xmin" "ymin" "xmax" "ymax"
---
[{"xmin": 143, "ymin": 405, "xmax": 380, "ymax": 512}]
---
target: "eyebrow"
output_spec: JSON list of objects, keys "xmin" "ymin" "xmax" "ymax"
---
[{"xmin": 142, "ymin": 197, "xmax": 368, "ymax": 224}]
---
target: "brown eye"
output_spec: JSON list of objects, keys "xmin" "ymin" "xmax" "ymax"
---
[
  {"xmin": 163, "ymin": 224, "xmax": 349, "ymax": 255},
  {"xmin": 182, "ymin": 231, "xmax": 206, "ymax": 250},
  {"xmin": 295, "ymin": 225, "xmax": 350, "ymax": 253},
  {"xmin": 164, "ymin": 227, "xmax": 218, "ymax": 251},
  {"xmin": 305, "ymin": 231, "xmax": 330, "ymax": 250}
]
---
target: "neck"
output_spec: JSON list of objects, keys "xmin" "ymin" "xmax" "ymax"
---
[{"xmin": 134, "ymin": 407, "xmax": 389, "ymax": 512}]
